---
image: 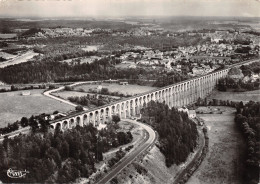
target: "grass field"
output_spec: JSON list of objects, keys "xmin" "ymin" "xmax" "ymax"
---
[
  {"xmin": 0, "ymin": 89, "xmax": 74, "ymax": 128},
  {"xmin": 52, "ymin": 91, "xmax": 93, "ymax": 99},
  {"xmin": 209, "ymin": 89, "xmax": 260, "ymax": 103},
  {"xmin": 52, "ymin": 91, "xmax": 121, "ymax": 100},
  {"xmin": 74, "ymin": 83, "xmax": 157, "ymax": 96},
  {"xmin": 187, "ymin": 106, "xmax": 246, "ymax": 184}
]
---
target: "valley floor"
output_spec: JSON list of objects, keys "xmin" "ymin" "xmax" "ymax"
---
[{"xmin": 187, "ymin": 106, "xmax": 246, "ymax": 184}]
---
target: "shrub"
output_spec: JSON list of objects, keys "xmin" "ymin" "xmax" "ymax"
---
[{"xmin": 75, "ymin": 105, "xmax": 84, "ymax": 111}]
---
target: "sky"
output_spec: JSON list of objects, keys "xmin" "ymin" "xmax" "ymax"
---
[{"xmin": 0, "ymin": 0, "xmax": 259, "ymax": 18}]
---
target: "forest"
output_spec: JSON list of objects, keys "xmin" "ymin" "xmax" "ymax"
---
[
  {"xmin": 140, "ymin": 101, "xmax": 198, "ymax": 167},
  {"xmin": 235, "ymin": 101, "xmax": 260, "ymax": 184},
  {"xmin": 0, "ymin": 53, "xmax": 160, "ymax": 84},
  {"xmin": 20, "ymin": 33, "xmax": 208, "ymax": 49},
  {"xmin": 0, "ymin": 51, "xmax": 192, "ymax": 88},
  {"xmin": 0, "ymin": 123, "xmax": 133, "ymax": 183}
]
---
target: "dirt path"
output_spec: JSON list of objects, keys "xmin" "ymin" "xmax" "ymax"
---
[{"xmin": 187, "ymin": 106, "xmax": 246, "ymax": 184}]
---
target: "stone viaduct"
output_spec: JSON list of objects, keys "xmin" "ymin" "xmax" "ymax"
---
[{"xmin": 50, "ymin": 59, "xmax": 258, "ymax": 131}]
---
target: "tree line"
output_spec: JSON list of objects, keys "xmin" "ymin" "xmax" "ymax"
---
[
  {"xmin": 218, "ymin": 77, "xmax": 259, "ymax": 92},
  {"xmin": 0, "ymin": 114, "xmax": 50, "ymax": 135},
  {"xmin": 0, "ymin": 84, "xmax": 46, "ymax": 93},
  {"xmin": 235, "ymin": 101, "xmax": 260, "ymax": 184},
  {"xmin": 68, "ymin": 95, "xmax": 110, "ymax": 108},
  {"xmin": 140, "ymin": 101, "xmax": 198, "ymax": 167}
]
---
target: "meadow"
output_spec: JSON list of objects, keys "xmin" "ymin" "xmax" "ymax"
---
[
  {"xmin": 74, "ymin": 83, "xmax": 157, "ymax": 96},
  {"xmin": 52, "ymin": 91, "xmax": 121, "ymax": 100},
  {"xmin": 0, "ymin": 89, "xmax": 73, "ymax": 127},
  {"xmin": 187, "ymin": 107, "xmax": 246, "ymax": 184}
]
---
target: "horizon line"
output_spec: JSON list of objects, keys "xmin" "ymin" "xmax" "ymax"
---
[{"xmin": 0, "ymin": 15, "xmax": 260, "ymax": 19}]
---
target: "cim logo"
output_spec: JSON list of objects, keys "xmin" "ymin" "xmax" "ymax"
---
[{"xmin": 7, "ymin": 168, "xmax": 29, "ymax": 178}]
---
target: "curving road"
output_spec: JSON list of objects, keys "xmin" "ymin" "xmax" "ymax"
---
[
  {"xmin": 43, "ymin": 81, "xmax": 90, "ymax": 110},
  {"xmin": 96, "ymin": 119, "xmax": 157, "ymax": 184}
]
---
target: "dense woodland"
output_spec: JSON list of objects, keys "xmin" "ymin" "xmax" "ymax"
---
[
  {"xmin": 140, "ymin": 101, "xmax": 198, "ymax": 167},
  {"xmin": 22, "ymin": 34, "xmax": 209, "ymax": 49},
  {"xmin": 235, "ymin": 101, "xmax": 260, "ymax": 184},
  {"xmin": 0, "ymin": 123, "xmax": 132, "ymax": 183},
  {"xmin": 0, "ymin": 54, "xmax": 159, "ymax": 84}
]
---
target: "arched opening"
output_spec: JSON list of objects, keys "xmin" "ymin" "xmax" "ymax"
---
[
  {"xmin": 76, "ymin": 117, "xmax": 81, "ymax": 126},
  {"xmin": 83, "ymin": 114, "xmax": 88, "ymax": 125},
  {"xmin": 95, "ymin": 111, "xmax": 99, "ymax": 126},
  {"xmin": 116, "ymin": 104, "xmax": 120, "ymax": 116},
  {"xmin": 112, "ymin": 106, "xmax": 115, "ymax": 115},
  {"xmin": 162, "ymin": 90, "xmax": 165, "ymax": 104},
  {"xmin": 151, "ymin": 93, "xmax": 154, "ymax": 101},
  {"xmin": 121, "ymin": 103, "xmax": 125, "ymax": 118},
  {"xmin": 89, "ymin": 113, "xmax": 93, "ymax": 124},
  {"xmin": 100, "ymin": 109, "xmax": 104, "ymax": 124},
  {"xmin": 62, "ymin": 121, "xmax": 68, "ymax": 130},
  {"xmin": 143, "ymin": 96, "xmax": 147, "ymax": 107},
  {"xmin": 55, "ymin": 123, "xmax": 61, "ymax": 132},
  {"xmin": 147, "ymin": 94, "xmax": 150, "ymax": 102},
  {"xmin": 70, "ymin": 119, "xmax": 75, "ymax": 129},
  {"xmin": 135, "ymin": 98, "xmax": 139, "ymax": 115},
  {"xmin": 105, "ymin": 108, "xmax": 110, "ymax": 121},
  {"xmin": 159, "ymin": 91, "xmax": 162, "ymax": 102},
  {"xmin": 126, "ymin": 101, "xmax": 130, "ymax": 118}
]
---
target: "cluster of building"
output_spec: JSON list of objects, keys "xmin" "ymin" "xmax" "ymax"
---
[
  {"xmin": 11, "ymin": 25, "xmax": 259, "ymax": 78},
  {"xmin": 34, "ymin": 28, "xmax": 97, "ymax": 38},
  {"xmin": 30, "ymin": 24, "xmax": 168, "ymax": 38},
  {"xmin": 242, "ymin": 74, "xmax": 260, "ymax": 83},
  {"xmin": 228, "ymin": 68, "xmax": 260, "ymax": 83},
  {"xmin": 113, "ymin": 39, "xmax": 259, "ymax": 76}
]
